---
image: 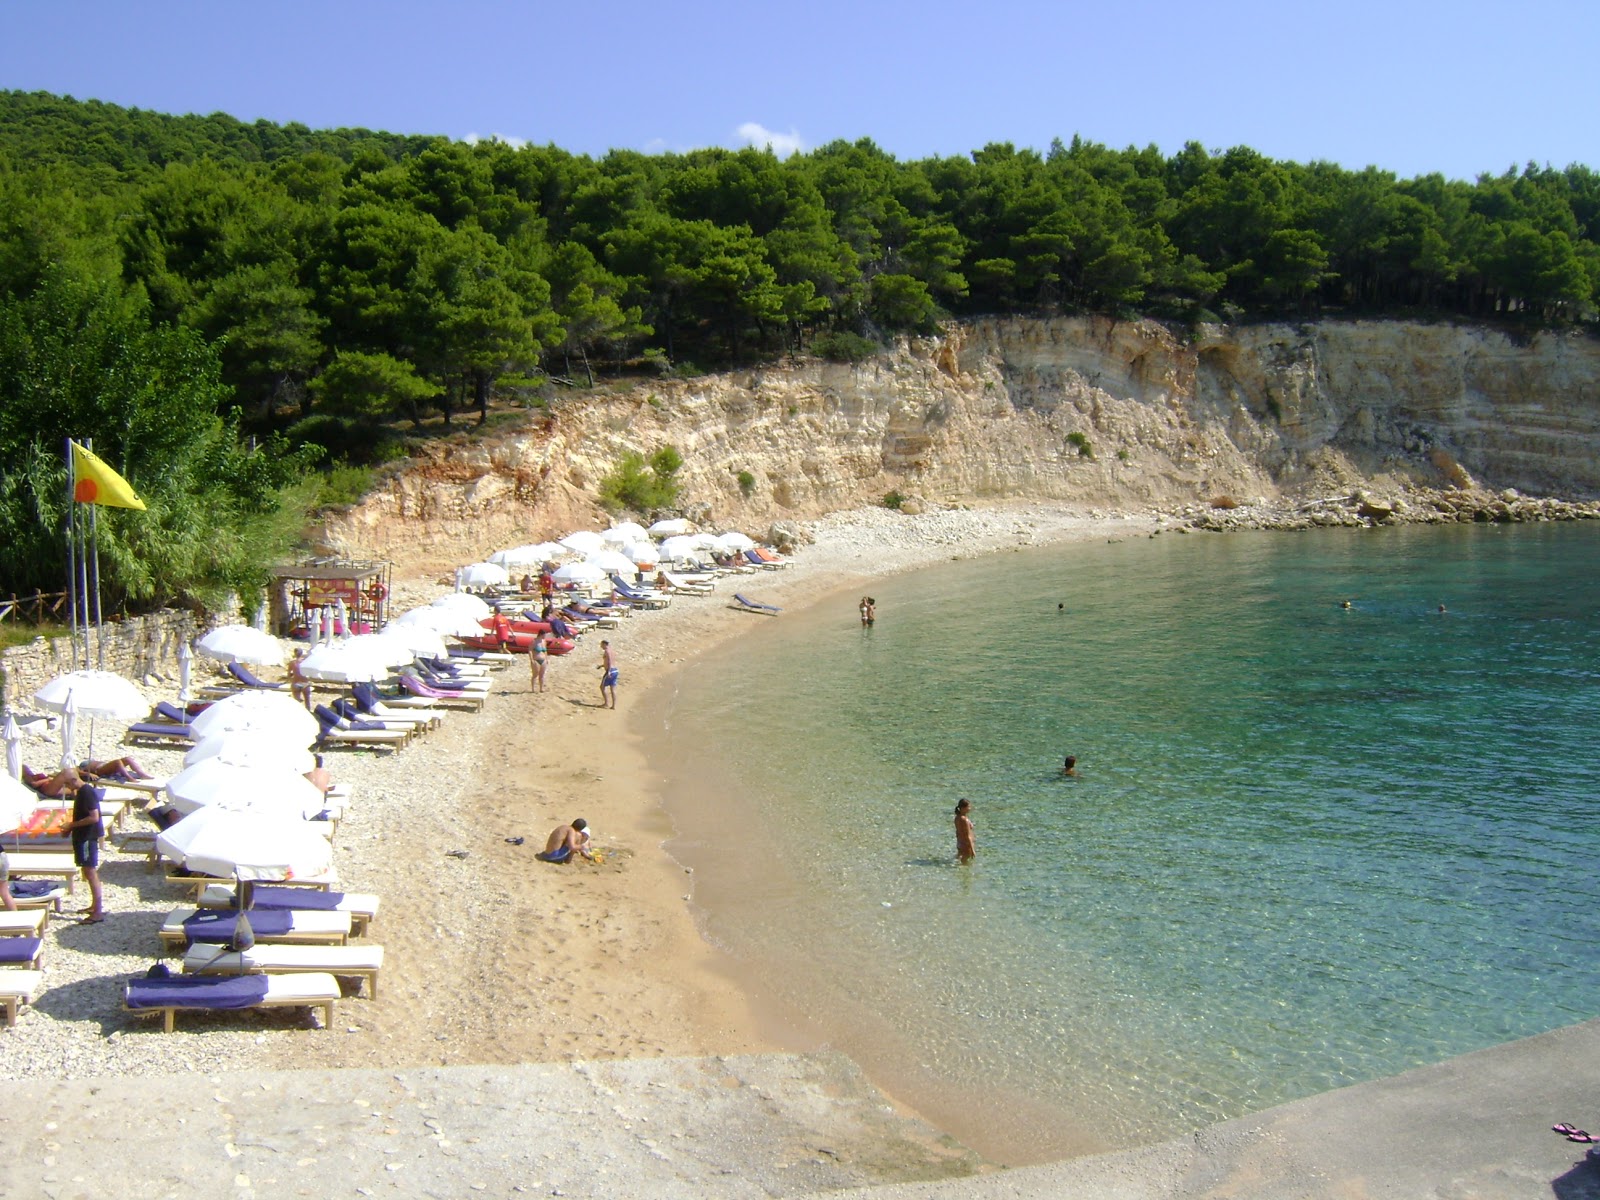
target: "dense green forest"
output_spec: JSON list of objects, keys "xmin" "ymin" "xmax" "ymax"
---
[{"xmin": 2, "ymin": 89, "xmax": 1598, "ymax": 609}]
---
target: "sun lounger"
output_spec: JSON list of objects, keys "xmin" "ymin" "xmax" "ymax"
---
[
  {"xmin": 182, "ymin": 943, "xmax": 385, "ymax": 999},
  {"xmin": 3, "ymin": 852, "xmax": 77, "ymax": 891},
  {"xmin": 745, "ymin": 547, "xmax": 790, "ymax": 568},
  {"xmin": 413, "ymin": 667, "xmax": 490, "ymax": 693},
  {"xmin": 0, "ymin": 938, "xmax": 43, "ymax": 970},
  {"xmin": 164, "ymin": 866, "xmax": 339, "ymax": 898},
  {"xmin": 610, "ymin": 576, "xmax": 670, "ymax": 608},
  {"xmin": 159, "ymin": 906, "xmax": 352, "ymax": 953},
  {"xmin": 448, "ymin": 648, "xmax": 514, "ymax": 665},
  {"xmin": 398, "ymin": 674, "xmax": 485, "ymax": 710},
  {"xmin": 337, "ymin": 696, "xmax": 439, "ymax": 731},
  {"xmin": 314, "ymin": 706, "xmax": 410, "ymax": 752},
  {"xmin": 732, "ymin": 593, "xmax": 782, "ymax": 615},
  {"xmin": 124, "ymin": 970, "xmax": 339, "ymax": 1032},
  {"xmin": 5, "ymin": 879, "xmax": 66, "ymax": 913},
  {"xmin": 124, "ymin": 721, "xmax": 196, "ymax": 747},
  {"xmin": 0, "ymin": 910, "xmax": 49, "ymax": 938},
  {"xmin": 0, "ymin": 970, "xmax": 43, "ymax": 1026},
  {"xmin": 196, "ymin": 884, "xmax": 379, "ymax": 936},
  {"xmin": 227, "ymin": 662, "xmax": 287, "ymax": 690},
  {"xmin": 662, "ymin": 571, "xmax": 715, "ymax": 594}
]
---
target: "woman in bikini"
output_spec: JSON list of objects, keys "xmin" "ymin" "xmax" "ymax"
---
[{"xmin": 529, "ymin": 631, "xmax": 548, "ymax": 693}]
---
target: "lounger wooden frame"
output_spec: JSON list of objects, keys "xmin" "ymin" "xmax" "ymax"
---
[
  {"xmin": 0, "ymin": 970, "xmax": 42, "ymax": 1026},
  {"xmin": 123, "ymin": 971, "xmax": 340, "ymax": 1032}
]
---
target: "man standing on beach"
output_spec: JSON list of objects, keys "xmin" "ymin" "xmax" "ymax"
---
[
  {"xmin": 598, "ymin": 639, "xmax": 618, "ymax": 709},
  {"xmin": 954, "ymin": 799, "xmax": 975, "ymax": 864},
  {"xmin": 69, "ymin": 780, "xmax": 105, "ymax": 921}
]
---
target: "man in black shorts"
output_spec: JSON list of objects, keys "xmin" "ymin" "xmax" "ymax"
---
[{"xmin": 68, "ymin": 781, "xmax": 104, "ymax": 922}]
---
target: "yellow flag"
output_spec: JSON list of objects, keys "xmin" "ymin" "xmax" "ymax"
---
[{"xmin": 70, "ymin": 442, "xmax": 146, "ymax": 510}]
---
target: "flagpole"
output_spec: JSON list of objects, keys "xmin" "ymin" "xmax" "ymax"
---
[
  {"xmin": 64, "ymin": 439, "xmax": 81, "ymax": 667},
  {"xmin": 84, "ymin": 438, "xmax": 105, "ymax": 670}
]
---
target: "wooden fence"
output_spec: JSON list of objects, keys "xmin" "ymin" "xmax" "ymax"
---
[{"xmin": 0, "ymin": 590, "xmax": 70, "ymax": 627}]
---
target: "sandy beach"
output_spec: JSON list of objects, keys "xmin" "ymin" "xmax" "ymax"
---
[{"xmin": 0, "ymin": 503, "xmax": 1153, "ymax": 1147}]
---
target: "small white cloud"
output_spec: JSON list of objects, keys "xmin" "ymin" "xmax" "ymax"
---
[
  {"xmin": 463, "ymin": 132, "xmax": 530, "ymax": 149},
  {"xmin": 736, "ymin": 122, "xmax": 803, "ymax": 158}
]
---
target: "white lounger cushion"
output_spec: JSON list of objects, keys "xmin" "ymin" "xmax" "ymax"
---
[
  {"xmin": 195, "ymin": 885, "xmax": 379, "ymax": 924},
  {"xmin": 0, "ymin": 910, "xmax": 48, "ymax": 937}
]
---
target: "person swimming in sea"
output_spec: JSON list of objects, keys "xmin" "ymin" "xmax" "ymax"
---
[{"xmin": 1062, "ymin": 755, "xmax": 1078, "ymax": 777}]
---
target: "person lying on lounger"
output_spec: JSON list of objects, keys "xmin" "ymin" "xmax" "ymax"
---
[
  {"xmin": 537, "ymin": 819, "xmax": 592, "ymax": 863},
  {"xmin": 26, "ymin": 756, "xmax": 152, "ymax": 796}
]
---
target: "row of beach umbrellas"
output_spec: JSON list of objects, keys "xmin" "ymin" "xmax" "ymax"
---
[{"xmin": 467, "ymin": 528, "xmax": 758, "ymax": 589}]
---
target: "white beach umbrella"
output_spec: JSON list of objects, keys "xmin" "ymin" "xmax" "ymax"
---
[
  {"xmin": 185, "ymin": 733, "xmax": 315, "ymax": 774},
  {"xmin": 166, "ymin": 758, "xmax": 326, "ymax": 819},
  {"xmin": 489, "ymin": 545, "xmax": 547, "ymax": 569},
  {"xmin": 156, "ymin": 807, "xmax": 334, "ymax": 881},
  {"xmin": 195, "ymin": 624, "xmax": 286, "ymax": 666},
  {"xmin": 0, "ymin": 773, "xmax": 36, "ymax": 830},
  {"xmin": 298, "ymin": 639, "xmax": 393, "ymax": 683},
  {"xmin": 35, "ymin": 670, "xmax": 148, "ymax": 721},
  {"xmin": 320, "ymin": 606, "xmax": 335, "ymax": 644},
  {"xmin": 559, "ymin": 531, "xmax": 606, "ymax": 555},
  {"xmin": 657, "ymin": 535, "xmax": 701, "ymax": 562},
  {"xmin": 2, "ymin": 714, "xmax": 21, "ymax": 781},
  {"xmin": 585, "ymin": 549, "xmax": 637, "ymax": 574},
  {"xmin": 527, "ymin": 541, "xmax": 574, "ymax": 562},
  {"xmin": 647, "ymin": 518, "xmax": 693, "ymax": 536},
  {"xmin": 393, "ymin": 606, "xmax": 485, "ymax": 639},
  {"xmin": 622, "ymin": 542, "xmax": 658, "ymax": 566},
  {"xmin": 717, "ymin": 531, "xmax": 756, "ymax": 552},
  {"xmin": 190, "ymin": 691, "xmax": 319, "ymax": 746},
  {"xmin": 459, "ymin": 562, "xmax": 510, "ymax": 589},
  {"xmin": 306, "ymin": 610, "xmax": 321, "ymax": 651},
  {"xmin": 605, "ymin": 521, "xmax": 649, "ymax": 545},
  {"xmin": 59, "ymin": 692, "xmax": 78, "ymax": 770},
  {"xmin": 432, "ymin": 592, "xmax": 493, "ymax": 618},
  {"xmin": 252, "ymin": 601, "xmax": 268, "ymax": 634},
  {"xmin": 373, "ymin": 624, "xmax": 448, "ymax": 660},
  {"xmin": 335, "ymin": 598, "xmax": 350, "ymax": 638},
  {"xmin": 177, "ymin": 641, "xmax": 193, "ymax": 703},
  {"xmin": 552, "ymin": 561, "xmax": 606, "ymax": 587}
]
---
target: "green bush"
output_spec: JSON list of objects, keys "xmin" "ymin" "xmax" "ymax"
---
[
  {"xmin": 882, "ymin": 489, "xmax": 906, "ymax": 511},
  {"xmin": 1066, "ymin": 431, "xmax": 1094, "ymax": 459},
  {"xmin": 599, "ymin": 445, "xmax": 684, "ymax": 513},
  {"xmin": 812, "ymin": 331, "xmax": 881, "ymax": 363},
  {"xmin": 314, "ymin": 461, "xmax": 376, "ymax": 509},
  {"xmin": 286, "ymin": 413, "xmax": 406, "ymax": 466},
  {"xmin": 736, "ymin": 469, "xmax": 756, "ymax": 497}
]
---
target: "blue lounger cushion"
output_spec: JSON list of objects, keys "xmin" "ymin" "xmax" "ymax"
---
[
  {"xmin": 733, "ymin": 593, "xmax": 781, "ymax": 613},
  {"xmin": 246, "ymin": 886, "xmax": 344, "ymax": 911},
  {"xmin": 181, "ymin": 910, "xmax": 294, "ymax": 942},
  {"xmin": 126, "ymin": 973, "xmax": 269, "ymax": 1010},
  {"xmin": 0, "ymin": 938, "xmax": 41, "ymax": 965},
  {"xmin": 127, "ymin": 721, "xmax": 195, "ymax": 739}
]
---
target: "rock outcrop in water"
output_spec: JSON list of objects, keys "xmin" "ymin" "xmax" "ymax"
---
[{"xmin": 321, "ymin": 317, "xmax": 1600, "ymax": 571}]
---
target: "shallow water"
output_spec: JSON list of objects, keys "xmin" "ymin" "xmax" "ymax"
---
[{"xmin": 649, "ymin": 523, "xmax": 1600, "ymax": 1159}]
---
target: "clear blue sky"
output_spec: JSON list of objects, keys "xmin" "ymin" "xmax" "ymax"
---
[{"xmin": 2, "ymin": 0, "xmax": 1595, "ymax": 181}]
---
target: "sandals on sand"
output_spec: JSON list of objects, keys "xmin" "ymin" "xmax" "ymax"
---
[{"xmin": 1553, "ymin": 1124, "xmax": 1598, "ymax": 1143}]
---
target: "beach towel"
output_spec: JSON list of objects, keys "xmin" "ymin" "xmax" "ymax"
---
[
  {"xmin": 181, "ymin": 909, "xmax": 293, "ymax": 943},
  {"xmin": 125, "ymin": 973, "xmax": 269, "ymax": 1010}
]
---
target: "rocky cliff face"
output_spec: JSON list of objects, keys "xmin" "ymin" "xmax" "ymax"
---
[{"xmin": 321, "ymin": 317, "xmax": 1600, "ymax": 573}]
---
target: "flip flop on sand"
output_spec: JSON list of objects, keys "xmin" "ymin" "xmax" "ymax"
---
[
  {"xmin": 1554, "ymin": 1123, "xmax": 1582, "ymax": 1136},
  {"xmin": 80, "ymin": 915, "xmax": 104, "ymax": 924},
  {"xmin": 1566, "ymin": 1132, "xmax": 1598, "ymax": 1144}
]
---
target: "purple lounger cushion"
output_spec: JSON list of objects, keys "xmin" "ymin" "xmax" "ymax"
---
[
  {"xmin": 182, "ymin": 910, "xmax": 294, "ymax": 942},
  {"xmin": 246, "ymin": 886, "xmax": 343, "ymax": 911},
  {"xmin": 127, "ymin": 721, "xmax": 195, "ymax": 738},
  {"xmin": 0, "ymin": 938, "xmax": 41, "ymax": 965},
  {"xmin": 126, "ymin": 974, "xmax": 269, "ymax": 1010}
]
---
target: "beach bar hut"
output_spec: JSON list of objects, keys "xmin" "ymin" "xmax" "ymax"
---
[{"xmin": 271, "ymin": 559, "xmax": 393, "ymax": 640}]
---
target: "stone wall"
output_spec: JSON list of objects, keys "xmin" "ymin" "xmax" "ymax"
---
[{"xmin": 1, "ymin": 609, "xmax": 199, "ymax": 714}]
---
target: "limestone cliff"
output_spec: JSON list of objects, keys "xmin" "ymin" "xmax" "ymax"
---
[{"xmin": 320, "ymin": 317, "xmax": 1600, "ymax": 573}]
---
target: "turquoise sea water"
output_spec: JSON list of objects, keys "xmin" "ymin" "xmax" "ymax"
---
[{"xmin": 648, "ymin": 523, "xmax": 1600, "ymax": 1159}]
